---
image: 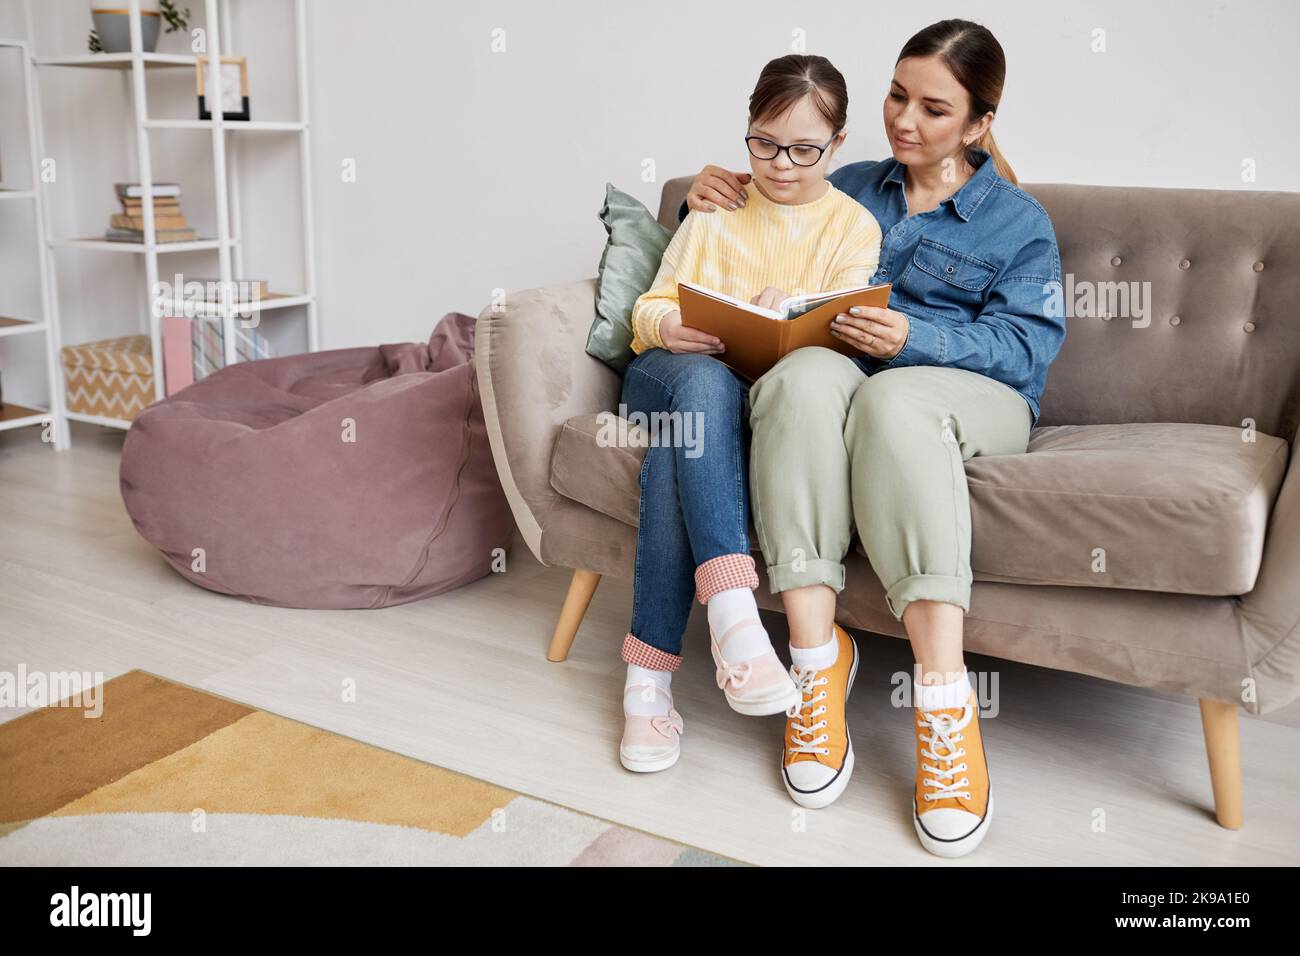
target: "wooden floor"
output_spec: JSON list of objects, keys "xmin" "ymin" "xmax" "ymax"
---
[{"xmin": 2, "ymin": 422, "xmax": 1298, "ymax": 866}]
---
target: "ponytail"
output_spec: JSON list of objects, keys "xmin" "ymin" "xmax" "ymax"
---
[{"xmin": 968, "ymin": 128, "xmax": 1017, "ymax": 186}]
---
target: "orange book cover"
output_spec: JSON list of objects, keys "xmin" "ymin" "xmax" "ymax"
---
[{"xmin": 678, "ymin": 279, "xmax": 893, "ymax": 382}]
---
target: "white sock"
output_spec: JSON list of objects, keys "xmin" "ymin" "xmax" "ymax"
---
[
  {"xmin": 915, "ymin": 667, "xmax": 971, "ymax": 711},
  {"xmin": 624, "ymin": 664, "xmax": 672, "ymax": 716},
  {"xmin": 706, "ymin": 586, "xmax": 772, "ymax": 663},
  {"xmin": 790, "ymin": 627, "xmax": 838, "ymax": 671}
]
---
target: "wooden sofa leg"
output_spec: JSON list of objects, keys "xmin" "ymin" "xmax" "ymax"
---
[
  {"xmin": 548, "ymin": 569, "xmax": 602, "ymax": 662},
  {"xmin": 1199, "ymin": 698, "xmax": 1243, "ymax": 830}
]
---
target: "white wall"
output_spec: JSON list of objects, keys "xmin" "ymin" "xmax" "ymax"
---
[
  {"xmin": 3, "ymin": 0, "xmax": 1298, "ymax": 404},
  {"xmin": 305, "ymin": 0, "xmax": 1300, "ymax": 349}
]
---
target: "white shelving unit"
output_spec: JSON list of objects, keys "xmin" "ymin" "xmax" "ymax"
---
[
  {"xmin": 0, "ymin": 33, "xmax": 66, "ymax": 449},
  {"xmin": 25, "ymin": 0, "xmax": 318, "ymax": 439}
]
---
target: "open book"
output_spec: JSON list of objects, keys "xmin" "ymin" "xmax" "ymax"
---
[{"xmin": 678, "ymin": 279, "xmax": 893, "ymax": 382}]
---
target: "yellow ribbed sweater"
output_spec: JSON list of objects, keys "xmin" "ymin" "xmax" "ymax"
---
[{"xmin": 630, "ymin": 179, "xmax": 884, "ymax": 353}]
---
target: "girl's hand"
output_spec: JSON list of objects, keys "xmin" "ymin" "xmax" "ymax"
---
[
  {"xmin": 830, "ymin": 305, "xmax": 909, "ymax": 360},
  {"xmin": 686, "ymin": 166, "xmax": 752, "ymax": 213},
  {"xmin": 750, "ymin": 287, "xmax": 790, "ymax": 312},
  {"xmin": 659, "ymin": 310, "xmax": 725, "ymax": 355}
]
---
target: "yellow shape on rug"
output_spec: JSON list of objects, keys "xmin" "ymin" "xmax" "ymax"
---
[{"xmin": 51, "ymin": 710, "xmax": 512, "ymax": 836}]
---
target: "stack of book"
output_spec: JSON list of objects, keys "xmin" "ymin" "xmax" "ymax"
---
[
  {"xmin": 105, "ymin": 183, "xmax": 197, "ymax": 243},
  {"xmin": 191, "ymin": 278, "xmax": 270, "ymax": 309}
]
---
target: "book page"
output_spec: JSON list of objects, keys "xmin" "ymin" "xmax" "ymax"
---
[
  {"xmin": 678, "ymin": 280, "xmax": 782, "ymax": 320},
  {"xmin": 779, "ymin": 282, "xmax": 885, "ymax": 319}
]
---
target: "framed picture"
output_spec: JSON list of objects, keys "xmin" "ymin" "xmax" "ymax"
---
[{"xmin": 196, "ymin": 56, "xmax": 250, "ymax": 121}]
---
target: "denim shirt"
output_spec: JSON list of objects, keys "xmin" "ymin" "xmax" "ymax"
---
[
  {"xmin": 828, "ymin": 149, "xmax": 1064, "ymax": 423},
  {"xmin": 678, "ymin": 148, "xmax": 1064, "ymax": 423}
]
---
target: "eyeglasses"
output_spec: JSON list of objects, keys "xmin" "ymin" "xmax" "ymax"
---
[{"xmin": 744, "ymin": 131, "xmax": 840, "ymax": 167}]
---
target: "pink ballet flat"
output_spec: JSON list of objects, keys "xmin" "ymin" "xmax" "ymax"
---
[
  {"xmin": 710, "ymin": 617, "xmax": 801, "ymax": 716},
  {"xmin": 619, "ymin": 680, "xmax": 684, "ymax": 773}
]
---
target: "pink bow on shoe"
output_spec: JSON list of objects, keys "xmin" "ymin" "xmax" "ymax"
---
[
  {"xmin": 651, "ymin": 710, "xmax": 684, "ymax": 738},
  {"xmin": 711, "ymin": 618, "xmax": 767, "ymax": 691},
  {"xmin": 715, "ymin": 659, "xmax": 753, "ymax": 690},
  {"xmin": 707, "ymin": 618, "xmax": 801, "ymax": 717}
]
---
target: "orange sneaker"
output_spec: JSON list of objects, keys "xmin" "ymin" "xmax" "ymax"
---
[
  {"xmin": 781, "ymin": 624, "xmax": 857, "ymax": 809},
  {"xmin": 912, "ymin": 687, "xmax": 993, "ymax": 857}
]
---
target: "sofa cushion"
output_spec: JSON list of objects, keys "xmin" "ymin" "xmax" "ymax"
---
[
  {"xmin": 586, "ymin": 184, "xmax": 672, "ymax": 373},
  {"xmin": 549, "ymin": 416, "xmax": 1289, "ymax": 597}
]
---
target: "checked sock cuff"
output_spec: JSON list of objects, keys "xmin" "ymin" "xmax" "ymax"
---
[
  {"xmin": 620, "ymin": 632, "xmax": 684, "ymax": 672},
  {"xmin": 694, "ymin": 552, "xmax": 759, "ymax": 605}
]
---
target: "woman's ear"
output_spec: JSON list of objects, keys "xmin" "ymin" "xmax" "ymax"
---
[{"xmin": 966, "ymin": 112, "xmax": 994, "ymax": 144}]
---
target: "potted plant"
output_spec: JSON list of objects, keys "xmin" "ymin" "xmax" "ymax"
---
[{"xmin": 88, "ymin": 0, "xmax": 190, "ymax": 54}]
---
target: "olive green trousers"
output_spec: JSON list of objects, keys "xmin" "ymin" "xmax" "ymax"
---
[{"xmin": 747, "ymin": 347, "xmax": 1033, "ymax": 620}]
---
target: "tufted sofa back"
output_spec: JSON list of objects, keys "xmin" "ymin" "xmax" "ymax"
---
[{"xmin": 657, "ymin": 177, "xmax": 1300, "ymax": 439}]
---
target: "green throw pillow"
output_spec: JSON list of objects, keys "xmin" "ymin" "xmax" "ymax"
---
[{"xmin": 586, "ymin": 183, "xmax": 672, "ymax": 371}]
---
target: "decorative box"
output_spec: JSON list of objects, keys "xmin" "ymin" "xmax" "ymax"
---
[{"xmin": 61, "ymin": 334, "xmax": 155, "ymax": 421}]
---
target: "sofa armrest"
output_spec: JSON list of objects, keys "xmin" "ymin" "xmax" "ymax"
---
[
  {"xmin": 474, "ymin": 278, "xmax": 623, "ymax": 564},
  {"xmin": 657, "ymin": 175, "xmax": 694, "ymax": 231},
  {"xmin": 1239, "ymin": 423, "xmax": 1300, "ymax": 713}
]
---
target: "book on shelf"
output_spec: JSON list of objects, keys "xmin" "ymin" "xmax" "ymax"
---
[
  {"xmin": 188, "ymin": 278, "xmax": 270, "ymax": 302},
  {"xmin": 114, "ymin": 182, "xmax": 181, "ymax": 199},
  {"xmin": 676, "ymin": 279, "xmax": 893, "ymax": 382},
  {"xmin": 106, "ymin": 182, "xmax": 195, "ymax": 241},
  {"xmin": 121, "ymin": 196, "xmax": 181, "ymax": 206},
  {"xmin": 110, "ymin": 213, "xmax": 190, "ymax": 230},
  {"xmin": 120, "ymin": 201, "xmax": 183, "ymax": 215},
  {"xmin": 105, "ymin": 226, "xmax": 199, "ymax": 243}
]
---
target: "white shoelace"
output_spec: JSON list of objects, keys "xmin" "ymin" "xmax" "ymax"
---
[
  {"xmin": 918, "ymin": 705, "xmax": 973, "ymax": 802},
  {"xmin": 787, "ymin": 666, "xmax": 830, "ymax": 755}
]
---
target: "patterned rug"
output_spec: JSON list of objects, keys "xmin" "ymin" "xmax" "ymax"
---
[{"xmin": 0, "ymin": 670, "xmax": 742, "ymax": 866}]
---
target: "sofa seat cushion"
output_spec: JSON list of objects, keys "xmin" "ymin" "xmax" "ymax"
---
[{"xmin": 549, "ymin": 416, "xmax": 1289, "ymax": 597}]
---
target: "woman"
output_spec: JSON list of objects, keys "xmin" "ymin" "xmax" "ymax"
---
[
  {"xmin": 681, "ymin": 20, "xmax": 1065, "ymax": 856},
  {"xmin": 617, "ymin": 55, "xmax": 884, "ymax": 774}
]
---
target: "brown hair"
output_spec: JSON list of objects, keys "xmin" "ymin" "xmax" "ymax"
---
[
  {"xmin": 748, "ymin": 55, "xmax": 848, "ymax": 136},
  {"xmin": 896, "ymin": 19, "xmax": 1017, "ymax": 185}
]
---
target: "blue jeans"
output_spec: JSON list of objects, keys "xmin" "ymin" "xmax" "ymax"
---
[{"xmin": 620, "ymin": 348, "xmax": 754, "ymax": 666}]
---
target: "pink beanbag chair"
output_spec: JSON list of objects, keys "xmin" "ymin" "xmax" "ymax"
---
[{"xmin": 120, "ymin": 311, "xmax": 514, "ymax": 609}]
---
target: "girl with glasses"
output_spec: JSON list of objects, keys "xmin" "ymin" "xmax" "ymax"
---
[{"xmin": 617, "ymin": 54, "xmax": 883, "ymax": 775}]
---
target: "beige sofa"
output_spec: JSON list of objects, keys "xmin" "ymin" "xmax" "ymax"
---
[{"xmin": 475, "ymin": 175, "xmax": 1300, "ymax": 830}]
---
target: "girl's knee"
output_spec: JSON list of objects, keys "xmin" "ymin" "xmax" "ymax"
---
[{"xmin": 671, "ymin": 355, "xmax": 743, "ymax": 409}]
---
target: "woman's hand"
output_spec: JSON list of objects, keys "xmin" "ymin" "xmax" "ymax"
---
[
  {"xmin": 751, "ymin": 287, "xmax": 790, "ymax": 311},
  {"xmin": 830, "ymin": 305, "xmax": 909, "ymax": 360},
  {"xmin": 659, "ymin": 310, "xmax": 725, "ymax": 355},
  {"xmin": 686, "ymin": 165, "xmax": 752, "ymax": 213}
]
